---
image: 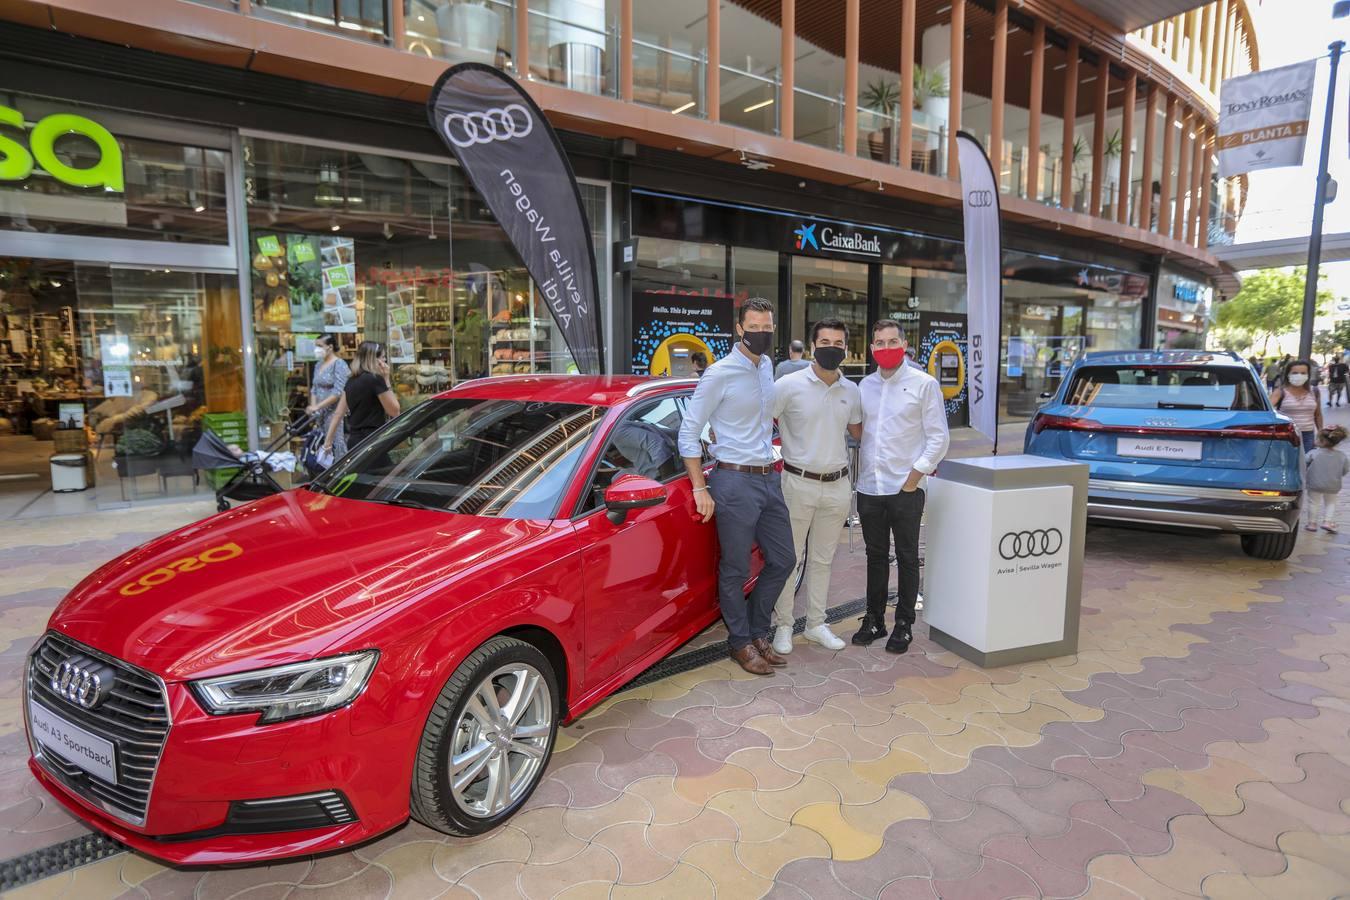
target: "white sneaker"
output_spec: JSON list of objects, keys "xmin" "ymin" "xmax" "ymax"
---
[
  {"xmin": 772, "ymin": 625, "xmax": 794, "ymax": 655},
  {"xmin": 803, "ymin": 624, "xmax": 845, "ymax": 651}
]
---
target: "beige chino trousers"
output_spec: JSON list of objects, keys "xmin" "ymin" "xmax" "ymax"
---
[{"xmin": 772, "ymin": 469, "xmax": 852, "ymax": 630}]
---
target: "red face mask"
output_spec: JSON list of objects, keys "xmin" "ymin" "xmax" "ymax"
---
[{"xmin": 872, "ymin": 347, "xmax": 906, "ymax": 369}]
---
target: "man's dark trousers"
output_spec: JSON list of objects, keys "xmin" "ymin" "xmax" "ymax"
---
[
  {"xmin": 857, "ymin": 488, "xmax": 925, "ymax": 628},
  {"xmin": 707, "ymin": 468, "xmax": 797, "ymax": 650}
]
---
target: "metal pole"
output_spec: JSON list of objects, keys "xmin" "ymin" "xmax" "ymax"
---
[{"xmin": 1301, "ymin": 40, "xmax": 1343, "ymax": 359}]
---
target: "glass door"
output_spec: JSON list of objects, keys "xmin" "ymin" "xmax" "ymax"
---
[
  {"xmin": 78, "ymin": 266, "xmax": 244, "ymax": 506},
  {"xmin": 790, "ymin": 257, "xmax": 870, "ymax": 379}
]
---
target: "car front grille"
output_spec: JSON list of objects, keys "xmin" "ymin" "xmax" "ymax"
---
[{"xmin": 26, "ymin": 633, "xmax": 171, "ymax": 827}]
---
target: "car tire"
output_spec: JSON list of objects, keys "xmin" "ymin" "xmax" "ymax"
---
[
  {"xmin": 410, "ymin": 636, "xmax": 558, "ymax": 836},
  {"xmin": 1240, "ymin": 531, "xmax": 1298, "ymax": 560}
]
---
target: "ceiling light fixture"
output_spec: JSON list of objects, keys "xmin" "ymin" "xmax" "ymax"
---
[
  {"xmin": 330, "ymin": 218, "xmax": 341, "ymax": 232},
  {"xmin": 337, "ymin": 20, "xmax": 361, "ymax": 30},
  {"xmin": 743, "ymin": 98, "xmax": 775, "ymax": 113},
  {"xmin": 671, "ymin": 101, "xmax": 696, "ymax": 115},
  {"xmin": 382, "ymin": 221, "xmax": 394, "ymax": 239},
  {"xmin": 193, "ymin": 204, "xmax": 205, "ymax": 212}
]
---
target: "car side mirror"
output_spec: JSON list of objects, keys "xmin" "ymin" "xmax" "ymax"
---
[{"xmin": 603, "ymin": 474, "xmax": 667, "ymax": 524}]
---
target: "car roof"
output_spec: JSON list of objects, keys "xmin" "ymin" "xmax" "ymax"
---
[
  {"xmin": 1075, "ymin": 350, "xmax": 1248, "ymax": 368},
  {"xmin": 434, "ymin": 375, "xmax": 695, "ymax": 407}
]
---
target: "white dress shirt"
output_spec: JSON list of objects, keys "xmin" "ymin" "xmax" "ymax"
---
[
  {"xmin": 856, "ymin": 364, "xmax": 951, "ymax": 495},
  {"xmin": 678, "ymin": 347, "xmax": 776, "ymax": 465},
  {"xmin": 772, "ymin": 366, "xmax": 862, "ymax": 473}
]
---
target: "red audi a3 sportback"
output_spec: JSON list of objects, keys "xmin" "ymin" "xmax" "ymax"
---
[{"xmin": 26, "ymin": 375, "xmax": 756, "ymax": 864}]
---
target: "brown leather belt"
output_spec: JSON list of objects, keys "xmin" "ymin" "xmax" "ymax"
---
[
  {"xmin": 782, "ymin": 462, "xmax": 850, "ymax": 482},
  {"xmin": 715, "ymin": 461, "xmax": 777, "ymax": 474}
]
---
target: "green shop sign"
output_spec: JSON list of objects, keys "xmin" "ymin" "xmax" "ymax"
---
[{"xmin": 0, "ymin": 104, "xmax": 124, "ymax": 193}]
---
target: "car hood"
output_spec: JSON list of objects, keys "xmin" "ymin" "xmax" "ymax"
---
[{"xmin": 49, "ymin": 491, "xmax": 558, "ymax": 681}]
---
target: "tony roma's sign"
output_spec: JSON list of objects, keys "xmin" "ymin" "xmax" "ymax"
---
[{"xmin": 1217, "ymin": 60, "xmax": 1316, "ymax": 177}]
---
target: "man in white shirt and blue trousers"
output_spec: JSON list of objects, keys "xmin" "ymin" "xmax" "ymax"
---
[
  {"xmin": 770, "ymin": 318, "xmax": 862, "ymax": 656},
  {"xmin": 679, "ymin": 298, "xmax": 797, "ymax": 676},
  {"xmin": 852, "ymin": 319, "xmax": 951, "ymax": 653}
]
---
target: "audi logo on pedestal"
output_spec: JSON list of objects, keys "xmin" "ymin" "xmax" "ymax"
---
[
  {"xmin": 440, "ymin": 104, "xmax": 534, "ymax": 147},
  {"xmin": 998, "ymin": 528, "xmax": 1063, "ymax": 560},
  {"xmin": 967, "ymin": 190, "xmax": 994, "ymax": 208},
  {"xmin": 50, "ymin": 656, "xmax": 115, "ymax": 710}
]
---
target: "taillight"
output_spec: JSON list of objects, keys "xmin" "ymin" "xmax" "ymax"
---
[
  {"xmin": 1032, "ymin": 416, "xmax": 1301, "ymax": 446},
  {"xmin": 1032, "ymin": 414, "xmax": 1103, "ymax": 434},
  {"xmin": 1215, "ymin": 422, "xmax": 1301, "ymax": 447}
]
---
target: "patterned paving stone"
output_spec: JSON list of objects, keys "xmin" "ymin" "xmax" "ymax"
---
[{"xmin": 6, "ymin": 496, "xmax": 1350, "ymax": 898}]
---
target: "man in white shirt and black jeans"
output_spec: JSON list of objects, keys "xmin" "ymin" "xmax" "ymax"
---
[
  {"xmin": 852, "ymin": 319, "xmax": 950, "ymax": 653},
  {"xmin": 770, "ymin": 318, "xmax": 862, "ymax": 655}
]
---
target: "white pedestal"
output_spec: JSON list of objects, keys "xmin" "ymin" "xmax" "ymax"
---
[{"xmin": 924, "ymin": 454, "xmax": 1088, "ymax": 667}]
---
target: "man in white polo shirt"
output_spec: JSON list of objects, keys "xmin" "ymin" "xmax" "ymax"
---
[
  {"xmin": 770, "ymin": 318, "xmax": 862, "ymax": 655},
  {"xmin": 852, "ymin": 318, "xmax": 950, "ymax": 654}
]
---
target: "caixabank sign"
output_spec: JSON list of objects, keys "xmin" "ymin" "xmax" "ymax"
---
[
  {"xmin": 787, "ymin": 218, "xmax": 890, "ymax": 260},
  {"xmin": 0, "ymin": 104, "xmax": 124, "ymax": 192}
]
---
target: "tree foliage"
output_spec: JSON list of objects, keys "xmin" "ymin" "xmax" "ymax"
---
[{"xmin": 1214, "ymin": 268, "xmax": 1332, "ymax": 354}]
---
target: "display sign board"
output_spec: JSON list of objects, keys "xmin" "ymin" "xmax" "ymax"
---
[
  {"xmin": 631, "ymin": 290, "xmax": 734, "ymax": 376},
  {"xmin": 1218, "ymin": 60, "xmax": 1317, "ymax": 177},
  {"xmin": 917, "ymin": 311, "xmax": 969, "ymax": 427}
]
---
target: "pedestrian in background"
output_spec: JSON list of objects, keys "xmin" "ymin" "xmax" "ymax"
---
[
  {"xmin": 306, "ymin": 335, "xmax": 349, "ymax": 459},
  {"xmin": 679, "ymin": 298, "xmax": 796, "ymax": 676},
  {"xmin": 1271, "ymin": 359, "xmax": 1323, "ymax": 453},
  {"xmin": 853, "ymin": 319, "xmax": 950, "ymax": 655},
  {"xmin": 690, "ymin": 351, "xmax": 708, "ymax": 378},
  {"xmin": 323, "ymin": 340, "xmax": 400, "ymax": 456},
  {"xmin": 1304, "ymin": 425, "xmax": 1348, "ymax": 534},
  {"xmin": 770, "ymin": 317, "xmax": 860, "ymax": 656},
  {"xmin": 775, "ymin": 340, "xmax": 810, "ymax": 380},
  {"xmin": 1326, "ymin": 355, "xmax": 1347, "ymax": 407}
]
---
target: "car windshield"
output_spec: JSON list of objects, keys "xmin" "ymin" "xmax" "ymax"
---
[
  {"xmin": 1064, "ymin": 365, "xmax": 1265, "ymax": 411},
  {"xmin": 309, "ymin": 398, "xmax": 603, "ymax": 518}
]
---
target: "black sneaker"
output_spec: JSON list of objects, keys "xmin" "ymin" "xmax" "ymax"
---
[
  {"xmin": 885, "ymin": 625, "xmax": 913, "ymax": 654},
  {"xmin": 851, "ymin": 615, "xmax": 889, "ymax": 646}
]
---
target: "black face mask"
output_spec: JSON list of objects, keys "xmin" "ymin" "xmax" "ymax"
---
[
  {"xmin": 814, "ymin": 346, "xmax": 846, "ymax": 371},
  {"xmin": 741, "ymin": 330, "xmax": 773, "ymax": 356}
]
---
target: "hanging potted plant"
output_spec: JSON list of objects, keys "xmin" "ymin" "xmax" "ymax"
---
[
  {"xmin": 861, "ymin": 79, "xmax": 900, "ymax": 162},
  {"xmin": 436, "ymin": 0, "xmax": 503, "ymax": 65}
]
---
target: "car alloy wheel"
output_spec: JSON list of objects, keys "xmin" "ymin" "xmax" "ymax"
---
[
  {"xmin": 411, "ymin": 636, "xmax": 559, "ymax": 836},
  {"xmin": 448, "ymin": 663, "xmax": 552, "ymax": 819}
]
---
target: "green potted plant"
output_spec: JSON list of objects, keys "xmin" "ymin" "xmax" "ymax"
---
[
  {"xmin": 913, "ymin": 64, "xmax": 949, "ymax": 118},
  {"xmin": 114, "ymin": 417, "xmax": 165, "ymax": 479},
  {"xmin": 861, "ymin": 79, "xmax": 900, "ymax": 162},
  {"xmin": 255, "ymin": 348, "xmax": 289, "ymax": 440}
]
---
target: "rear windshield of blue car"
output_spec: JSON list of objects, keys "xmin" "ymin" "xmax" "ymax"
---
[
  {"xmin": 1063, "ymin": 366, "xmax": 1266, "ymax": 411},
  {"xmin": 309, "ymin": 399, "xmax": 603, "ymax": 518}
]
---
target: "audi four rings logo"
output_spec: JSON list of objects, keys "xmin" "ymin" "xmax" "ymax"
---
[
  {"xmin": 998, "ymin": 529, "xmax": 1063, "ymax": 560},
  {"xmin": 441, "ymin": 104, "xmax": 534, "ymax": 147},
  {"xmin": 50, "ymin": 656, "xmax": 115, "ymax": 710},
  {"xmin": 968, "ymin": 190, "xmax": 994, "ymax": 207}
]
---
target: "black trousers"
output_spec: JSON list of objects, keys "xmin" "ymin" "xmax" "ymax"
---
[
  {"xmin": 857, "ymin": 488, "xmax": 925, "ymax": 628},
  {"xmin": 706, "ymin": 468, "xmax": 797, "ymax": 651}
]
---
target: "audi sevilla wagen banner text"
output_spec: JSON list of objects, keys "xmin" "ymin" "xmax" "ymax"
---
[
  {"xmin": 427, "ymin": 63, "xmax": 602, "ymax": 375},
  {"xmin": 24, "ymin": 376, "xmax": 769, "ymax": 864}
]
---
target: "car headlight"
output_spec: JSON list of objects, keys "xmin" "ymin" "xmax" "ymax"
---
[{"xmin": 191, "ymin": 651, "xmax": 378, "ymax": 724}]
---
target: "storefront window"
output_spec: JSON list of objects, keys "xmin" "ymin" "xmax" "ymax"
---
[
  {"xmin": 527, "ymin": 0, "xmax": 618, "ymax": 95},
  {"xmin": 720, "ymin": 6, "xmax": 781, "ymax": 133},
  {"xmin": 253, "ymin": 0, "xmax": 390, "ymax": 44},
  {"xmin": 1156, "ymin": 268, "xmax": 1213, "ymax": 350},
  {"xmin": 405, "ymin": 0, "xmax": 516, "ymax": 66},
  {"xmin": 0, "ymin": 93, "xmax": 229, "ymax": 244},
  {"xmin": 242, "ymin": 136, "xmax": 594, "ymax": 422},
  {"xmin": 633, "ymin": 6, "xmax": 706, "ymax": 117},
  {"xmin": 791, "ymin": 256, "xmax": 868, "ymax": 377},
  {"xmin": 729, "ymin": 248, "xmax": 779, "ymax": 317}
]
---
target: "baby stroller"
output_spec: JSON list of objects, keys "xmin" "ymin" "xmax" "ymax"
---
[{"xmin": 193, "ymin": 412, "xmax": 316, "ymax": 512}]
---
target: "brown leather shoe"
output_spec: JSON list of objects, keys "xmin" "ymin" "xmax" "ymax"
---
[
  {"xmin": 731, "ymin": 644, "xmax": 774, "ymax": 675},
  {"xmin": 752, "ymin": 638, "xmax": 789, "ymax": 667}
]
